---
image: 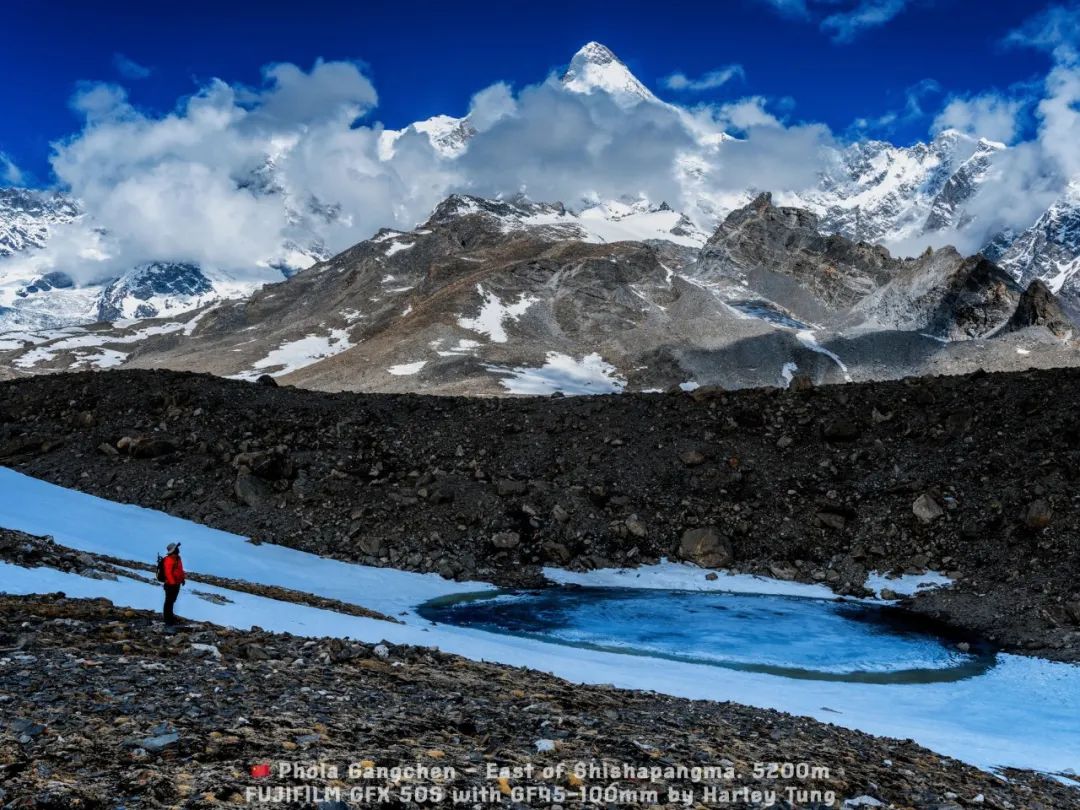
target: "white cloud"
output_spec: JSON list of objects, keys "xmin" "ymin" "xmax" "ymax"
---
[
  {"xmin": 822, "ymin": 0, "xmax": 908, "ymax": 43},
  {"xmin": 752, "ymin": 0, "xmax": 911, "ymax": 40},
  {"xmin": 711, "ymin": 96, "xmax": 784, "ymax": 129},
  {"xmin": 892, "ymin": 6, "xmax": 1080, "ymax": 255},
  {"xmin": 241, "ymin": 59, "xmax": 378, "ymax": 126},
  {"xmin": 758, "ymin": 0, "xmax": 811, "ymax": 18},
  {"xmin": 1005, "ymin": 4, "xmax": 1080, "ymax": 60},
  {"xmin": 113, "ymin": 53, "xmax": 151, "ymax": 80},
  {"xmin": 18, "ymin": 61, "xmax": 412, "ymax": 285},
  {"xmin": 849, "ymin": 78, "xmax": 942, "ymax": 135},
  {"xmin": 467, "ymin": 82, "xmax": 517, "ymax": 132},
  {"xmin": 69, "ymin": 82, "xmax": 131, "ymax": 122},
  {"xmin": 3, "ymin": 56, "xmax": 842, "ymax": 288},
  {"xmin": 0, "ymin": 153, "xmax": 24, "ymax": 185},
  {"xmin": 1007, "ymin": 5, "xmax": 1080, "ymax": 178},
  {"xmin": 931, "ymin": 93, "xmax": 1025, "ymax": 144},
  {"xmin": 662, "ymin": 65, "xmax": 745, "ymax": 92}
]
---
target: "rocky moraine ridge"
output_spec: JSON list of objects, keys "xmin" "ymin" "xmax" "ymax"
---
[{"xmin": 1, "ymin": 367, "xmax": 1079, "ymax": 662}]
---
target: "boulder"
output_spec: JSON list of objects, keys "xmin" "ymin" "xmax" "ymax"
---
[
  {"xmin": 789, "ymin": 373, "xmax": 815, "ymax": 392},
  {"xmin": 234, "ymin": 451, "xmax": 292, "ymax": 481},
  {"xmin": 491, "ymin": 531, "xmax": 520, "ymax": 550},
  {"xmin": 357, "ymin": 535, "xmax": 386, "ymax": 556},
  {"xmin": 542, "ymin": 541, "xmax": 571, "ymax": 563},
  {"xmin": 678, "ymin": 527, "xmax": 733, "ymax": 568},
  {"xmin": 816, "ymin": 511, "xmax": 847, "ymax": 531},
  {"xmin": 912, "ymin": 493, "xmax": 944, "ymax": 524},
  {"xmin": 235, "ymin": 473, "xmax": 273, "ymax": 507},
  {"xmin": 1003, "ymin": 279, "xmax": 1075, "ymax": 338},
  {"xmin": 768, "ymin": 562, "xmax": 797, "ymax": 581}
]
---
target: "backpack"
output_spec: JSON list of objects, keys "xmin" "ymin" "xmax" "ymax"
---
[{"xmin": 155, "ymin": 555, "xmax": 166, "ymax": 582}]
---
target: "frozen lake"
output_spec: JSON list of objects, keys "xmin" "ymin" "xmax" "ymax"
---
[{"xmin": 419, "ymin": 587, "xmax": 996, "ymax": 684}]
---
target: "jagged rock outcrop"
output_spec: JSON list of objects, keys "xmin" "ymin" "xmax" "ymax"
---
[
  {"xmin": 1003, "ymin": 279, "xmax": 1075, "ymax": 337},
  {"xmin": 695, "ymin": 191, "xmax": 894, "ymax": 319},
  {"xmin": 849, "ymin": 251, "xmax": 1021, "ymax": 339}
]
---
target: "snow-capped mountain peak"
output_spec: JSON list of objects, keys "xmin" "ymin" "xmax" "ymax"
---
[
  {"xmin": 379, "ymin": 114, "xmax": 477, "ymax": 160},
  {"xmin": 560, "ymin": 42, "xmax": 658, "ymax": 106},
  {"xmin": 380, "ymin": 42, "xmax": 659, "ymax": 162},
  {"xmin": 786, "ymin": 127, "xmax": 1007, "ymax": 248},
  {"xmin": 996, "ymin": 179, "xmax": 1080, "ymax": 313}
]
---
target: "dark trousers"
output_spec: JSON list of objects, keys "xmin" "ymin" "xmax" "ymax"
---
[{"xmin": 163, "ymin": 584, "xmax": 181, "ymax": 622}]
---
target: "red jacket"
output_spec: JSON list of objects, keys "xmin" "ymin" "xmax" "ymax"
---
[{"xmin": 163, "ymin": 553, "xmax": 185, "ymax": 586}]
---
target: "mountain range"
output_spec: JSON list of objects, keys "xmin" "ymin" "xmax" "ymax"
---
[
  {"xmin": 1, "ymin": 41, "xmax": 1078, "ymax": 392},
  {"xmin": 1, "ymin": 186, "xmax": 1075, "ymax": 394}
]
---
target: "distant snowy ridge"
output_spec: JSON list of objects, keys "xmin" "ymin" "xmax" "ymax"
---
[{"xmin": 430, "ymin": 193, "xmax": 708, "ymax": 247}]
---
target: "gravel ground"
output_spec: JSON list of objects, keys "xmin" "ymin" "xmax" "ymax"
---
[{"xmin": 1, "ymin": 594, "xmax": 1077, "ymax": 809}]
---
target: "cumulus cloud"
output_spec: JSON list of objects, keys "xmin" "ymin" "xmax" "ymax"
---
[
  {"xmin": 931, "ymin": 93, "xmax": 1025, "ymax": 144},
  {"xmin": 466, "ymin": 82, "xmax": 517, "ymax": 132},
  {"xmin": 4, "ymin": 54, "xmax": 843, "ymax": 287},
  {"xmin": 709, "ymin": 96, "xmax": 784, "ymax": 130},
  {"xmin": 16, "ymin": 60, "xmax": 419, "ymax": 285},
  {"xmin": 112, "ymin": 53, "xmax": 151, "ymax": 80},
  {"xmin": 0, "ymin": 152, "xmax": 24, "ymax": 185},
  {"xmin": 662, "ymin": 65, "xmax": 745, "ymax": 92},
  {"xmin": 1005, "ymin": 4, "xmax": 1080, "ymax": 59},
  {"xmin": 241, "ymin": 60, "xmax": 378, "ymax": 126},
  {"xmin": 69, "ymin": 82, "xmax": 130, "ymax": 122},
  {"xmin": 757, "ymin": 0, "xmax": 811, "ymax": 18},
  {"xmin": 1008, "ymin": 5, "xmax": 1080, "ymax": 178},
  {"xmin": 452, "ymin": 78, "xmax": 835, "ymax": 225}
]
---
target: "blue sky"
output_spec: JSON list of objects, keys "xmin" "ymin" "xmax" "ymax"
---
[{"xmin": 1, "ymin": 0, "xmax": 1056, "ymax": 186}]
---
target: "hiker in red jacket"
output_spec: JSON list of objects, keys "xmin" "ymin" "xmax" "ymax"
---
[{"xmin": 162, "ymin": 542, "xmax": 186, "ymax": 624}]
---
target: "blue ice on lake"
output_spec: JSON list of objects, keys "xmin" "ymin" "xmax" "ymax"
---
[{"xmin": 420, "ymin": 587, "xmax": 995, "ymax": 684}]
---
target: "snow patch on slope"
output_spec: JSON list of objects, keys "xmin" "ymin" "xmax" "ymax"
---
[
  {"xmin": 235, "ymin": 328, "xmax": 354, "ymax": 380},
  {"xmin": 457, "ymin": 285, "xmax": 537, "ymax": 343},
  {"xmin": 387, "ymin": 360, "xmax": 426, "ymax": 376},
  {"xmin": 487, "ymin": 352, "xmax": 626, "ymax": 395},
  {"xmin": 12, "ymin": 322, "xmax": 187, "ymax": 369}
]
